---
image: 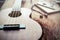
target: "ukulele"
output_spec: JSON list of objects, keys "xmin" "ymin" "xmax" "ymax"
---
[{"xmin": 0, "ymin": 0, "xmax": 42, "ymax": 40}]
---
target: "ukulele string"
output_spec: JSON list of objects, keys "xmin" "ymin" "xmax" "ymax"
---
[
  {"xmin": 14, "ymin": 7, "xmax": 19, "ymax": 24},
  {"xmin": 14, "ymin": 7, "xmax": 18, "ymax": 24},
  {"xmin": 15, "ymin": 11, "xmax": 17, "ymax": 17},
  {"xmin": 14, "ymin": 7, "xmax": 17, "ymax": 23},
  {"xmin": 15, "ymin": 10, "xmax": 17, "ymax": 24},
  {"xmin": 12, "ymin": 8, "xmax": 14, "ymax": 17},
  {"xmin": 11, "ymin": 11, "xmax": 15, "ymax": 24},
  {"xmin": 7, "ymin": 8, "xmax": 14, "ymax": 24}
]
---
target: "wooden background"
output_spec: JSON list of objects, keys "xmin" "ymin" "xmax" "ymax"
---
[{"xmin": 0, "ymin": 0, "xmax": 60, "ymax": 40}]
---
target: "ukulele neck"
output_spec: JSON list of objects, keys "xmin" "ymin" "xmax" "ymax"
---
[{"xmin": 12, "ymin": 0, "xmax": 22, "ymax": 11}]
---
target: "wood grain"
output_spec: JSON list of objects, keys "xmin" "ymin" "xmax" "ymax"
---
[{"xmin": 31, "ymin": 10, "xmax": 60, "ymax": 40}]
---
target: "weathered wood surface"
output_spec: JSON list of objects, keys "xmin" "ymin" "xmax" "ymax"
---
[
  {"xmin": 31, "ymin": 8, "xmax": 60, "ymax": 40},
  {"xmin": 0, "ymin": 0, "xmax": 60, "ymax": 40}
]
